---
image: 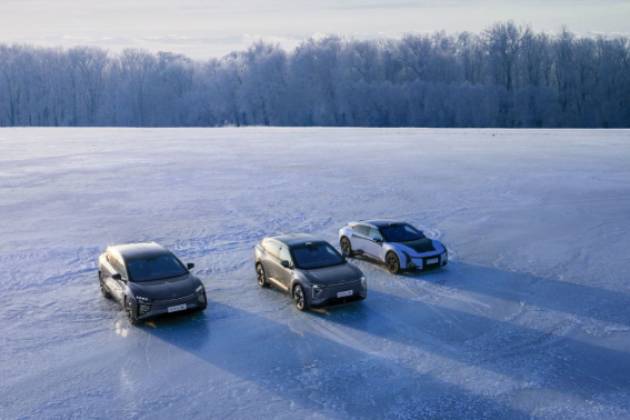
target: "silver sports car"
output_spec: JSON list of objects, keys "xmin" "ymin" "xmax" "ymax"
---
[{"xmin": 339, "ymin": 220, "xmax": 448, "ymax": 274}]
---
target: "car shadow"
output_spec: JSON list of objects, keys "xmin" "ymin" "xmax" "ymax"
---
[
  {"xmin": 348, "ymin": 253, "xmax": 388, "ymax": 271},
  {"xmin": 137, "ymin": 308, "xmax": 210, "ymax": 350},
  {"xmin": 312, "ymin": 285, "xmax": 630, "ymax": 410},
  {"xmin": 404, "ymin": 261, "xmax": 630, "ymax": 328},
  {"xmin": 139, "ymin": 256, "xmax": 630, "ymax": 416},
  {"xmin": 143, "ymin": 299, "xmax": 529, "ymax": 419}
]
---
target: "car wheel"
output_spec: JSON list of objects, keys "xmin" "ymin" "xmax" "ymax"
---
[
  {"xmin": 340, "ymin": 237, "xmax": 354, "ymax": 257},
  {"xmin": 385, "ymin": 252, "xmax": 401, "ymax": 274},
  {"xmin": 99, "ymin": 272, "xmax": 112, "ymax": 299},
  {"xmin": 125, "ymin": 298, "xmax": 140, "ymax": 325},
  {"xmin": 256, "ymin": 263, "xmax": 269, "ymax": 288},
  {"xmin": 293, "ymin": 284, "xmax": 309, "ymax": 311}
]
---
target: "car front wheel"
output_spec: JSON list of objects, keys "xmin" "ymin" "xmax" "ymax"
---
[
  {"xmin": 385, "ymin": 252, "xmax": 401, "ymax": 274},
  {"xmin": 256, "ymin": 263, "xmax": 269, "ymax": 288},
  {"xmin": 293, "ymin": 284, "xmax": 309, "ymax": 311},
  {"xmin": 340, "ymin": 237, "xmax": 353, "ymax": 257},
  {"xmin": 125, "ymin": 298, "xmax": 140, "ymax": 325},
  {"xmin": 99, "ymin": 272, "xmax": 112, "ymax": 299}
]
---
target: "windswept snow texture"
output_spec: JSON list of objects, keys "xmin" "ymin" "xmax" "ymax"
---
[{"xmin": 1, "ymin": 128, "xmax": 630, "ymax": 419}]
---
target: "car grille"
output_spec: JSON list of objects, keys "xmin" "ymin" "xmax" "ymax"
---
[
  {"xmin": 154, "ymin": 293, "xmax": 196, "ymax": 306},
  {"xmin": 325, "ymin": 295, "xmax": 363, "ymax": 306},
  {"xmin": 327, "ymin": 280, "xmax": 361, "ymax": 292}
]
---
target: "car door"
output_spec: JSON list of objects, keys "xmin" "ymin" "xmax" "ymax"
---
[
  {"xmin": 276, "ymin": 245, "xmax": 294, "ymax": 291},
  {"xmin": 364, "ymin": 227, "xmax": 385, "ymax": 259},
  {"xmin": 351, "ymin": 224, "xmax": 371, "ymax": 254},
  {"xmin": 105, "ymin": 253, "xmax": 127, "ymax": 303},
  {"xmin": 262, "ymin": 240, "xmax": 289, "ymax": 292},
  {"xmin": 259, "ymin": 239, "xmax": 277, "ymax": 277}
]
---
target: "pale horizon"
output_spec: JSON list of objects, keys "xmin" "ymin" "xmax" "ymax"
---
[{"xmin": 1, "ymin": 0, "xmax": 629, "ymax": 59}]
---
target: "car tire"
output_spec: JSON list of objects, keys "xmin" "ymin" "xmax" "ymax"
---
[
  {"xmin": 340, "ymin": 237, "xmax": 354, "ymax": 257},
  {"xmin": 256, "ymin": 263, "xmax": 269, "ymax": 288},
  {"xmin": 293, "ymin": 284, "xmax": 309, "ymax": 311},
  {"xmin": 125, "ymin": 297, "xmax": 140, "ymax": 325},
  {"xmin": 385, "ymin": 252, "xmax": 401, "ymax": 274},
  {"xmin": 99, "ymin": 271, "xmax": 112, "ymax": 299}
]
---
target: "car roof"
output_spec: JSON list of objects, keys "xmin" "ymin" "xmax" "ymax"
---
[
  {"xmin": 107, "ymin": 242, "xmax": 170, "ymax": 260},
  {"xmin": 269, "ymin": 233, "xmax": 326, "ymax": 247},
  {"xmin": 353, "ymin": 219, "xmax": 403, "ymax": 228}
]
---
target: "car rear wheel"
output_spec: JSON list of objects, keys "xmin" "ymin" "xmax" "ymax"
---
[
  {"xmin": 256, "ymin": 263, "xmax": 269, "ymax": 288},
  {"xmin": 385, "ymin": 252, "xmax": 401, "ymax": 274},
  {"xmin": 293, "ymin": 284, "xmax": 309, "ymax": 311},
  {"xmin": 125, "ymin": 298, "xmax": 140, "ymax": 325},
  {"xmin": 340, "ymin": 237, "xmax": 353, "ymax": 257},
  {"xmin": 99, "ymin": 272, "xmax": 112, "ymax": 299}
]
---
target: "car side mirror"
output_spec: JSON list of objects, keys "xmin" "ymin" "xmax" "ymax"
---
[
  {"xmin": 112, "ymin": 273, "xmax": 122, "ymax": 281},
  {"xmin": 187, "ymin": 262, "xmax": 195, "ymax": 270},
  {"xmin": 281, "ymin": 260, "xmax": 292, "ymax": 269},
  {"xmin": 372, "ymin": 237, "xmax": 383, "ymax": 243}
]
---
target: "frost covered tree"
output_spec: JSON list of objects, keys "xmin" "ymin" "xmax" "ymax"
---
[{"xmin": 0, "ymin": 23, "xmax": 628, "ymax": 128}]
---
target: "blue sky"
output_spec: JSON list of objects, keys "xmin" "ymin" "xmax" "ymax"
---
[{"xmin": 1, "ymin": 0, "xmax": 628, "ymax": 58}]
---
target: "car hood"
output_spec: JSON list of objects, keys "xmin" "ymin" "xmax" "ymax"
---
[
  {"xmin": 129, "ymin": 273, "xmax": 201, "ymax": 300},
  {"xmin": 399, "ymin": 238, "xmax": 436, "ymax": 254},
  {"xmin": 303, "ymin": 263, "xmax": 362, "ymax": 286}
]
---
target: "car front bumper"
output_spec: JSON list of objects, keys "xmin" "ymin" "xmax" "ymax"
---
[
  {"xmin": 310, "ymin": 281, "xmax": 367, "ymax": 307},
  {"xmin": 406, "ymin": 252, "xmax": 448, "ymax": 271},
  {"xmin": 136, "ymin": 292, "xmax": 206, "ymax": 320}
]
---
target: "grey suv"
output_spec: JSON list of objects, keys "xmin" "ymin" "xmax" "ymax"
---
[
  {"xmin": 254, "ymin": 234, "xmax": 367, "ymax": 311},
  {"xmin": 98, "ymin": 242, "xmax": 207, "ymax": 324}
]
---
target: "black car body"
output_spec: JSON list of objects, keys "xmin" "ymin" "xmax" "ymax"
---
[
  {"xmin": 98, "ymin": 242, "xmax": 206, "ymax": 324},
  {"xmin": 254, "ymin": 234, "xmax": 367, "ymax": 311}
]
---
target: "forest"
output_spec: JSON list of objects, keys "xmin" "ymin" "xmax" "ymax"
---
[{"xmin": 0, "ymin": 22, "xmax": 628, "ymax": 127}]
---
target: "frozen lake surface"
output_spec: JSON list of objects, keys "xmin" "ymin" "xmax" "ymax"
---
[{"xmin": 1, "ymin": 128, "xmax": 630, "ymax": 419}]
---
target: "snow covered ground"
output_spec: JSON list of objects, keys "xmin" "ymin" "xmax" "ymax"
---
[{"xmin": 1, "ymin": 128, "xmax": 630, "ymax": 419}]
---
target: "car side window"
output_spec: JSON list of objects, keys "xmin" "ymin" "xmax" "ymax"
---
[
  {"xmin": 369, "ymin": 227, "xmax": 383, "ymax": 241},
  {"xmin": 278, "ymin": 245, "xmax": 292, "ymax": 263},
  {"xmin": 263, "ymin": 239, "xmax": 281, "ymax": 259},
  {"xmin": 108, "ymin": 253, "xmax": 126, "ymax": 278},
  {"xmin": 353, "ymin": 225, "xmax": 369, "ymax": 236}
]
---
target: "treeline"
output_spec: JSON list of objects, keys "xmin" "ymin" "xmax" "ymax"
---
[{"xmin": 1, "ymin": 22, "xmax": 629, "ymax": 127}]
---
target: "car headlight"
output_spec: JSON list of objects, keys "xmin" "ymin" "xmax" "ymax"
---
[
  {"xmin": 138, "ymin": 303, "xmax": 151, "ymax": 314},
  {"xmin": 195, "ymin": 285, "xmax": 206, "ymax": 302},
  {"xmin": 312, "ymin": 284, "xmax": 324, "ymax": 297},
  {"xmin": 360, "ymin": 276, "xmax": 367, "ymax": 288},
  {"xmin": 135, "ymin": 295, "xmax": 150, "ymax": 302}
]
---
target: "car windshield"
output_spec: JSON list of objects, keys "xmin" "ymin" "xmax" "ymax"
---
[
  {"xmin": 379, "ymin": 223, "xmax": 425, "ymax": 242},
  {"xmin": 291, "ymin": 242, "xmax": 346, "ymax": 270},
  {"xmin": 126, "ymin": 253, "xmax": 188, "ymax": 282}
]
